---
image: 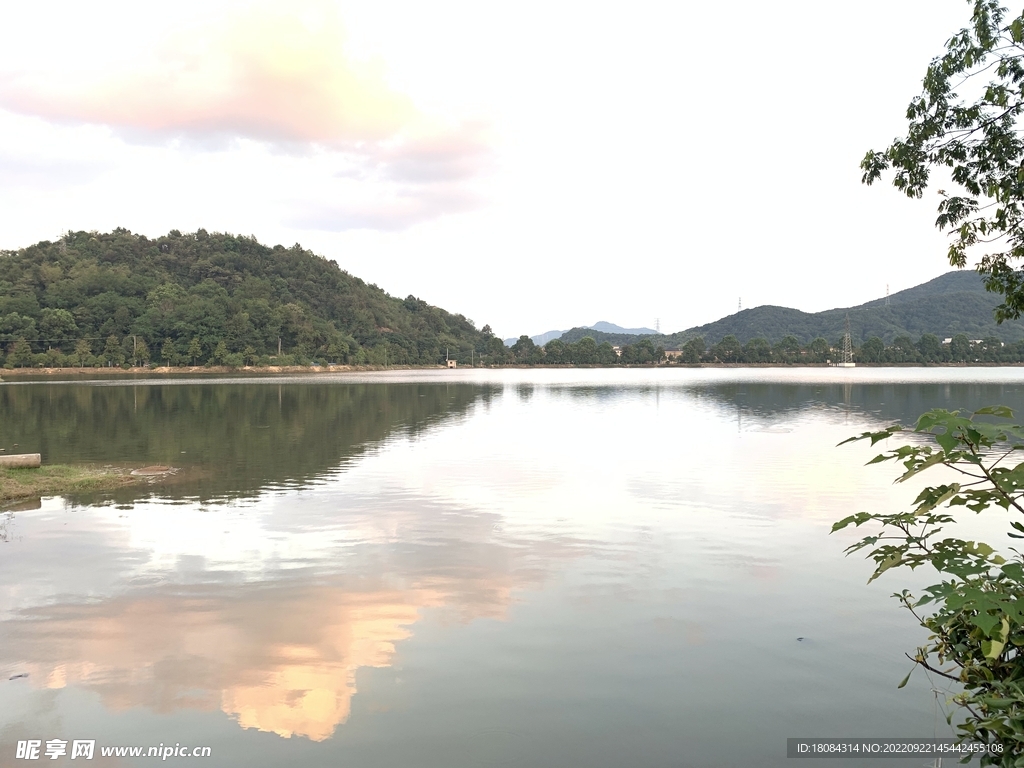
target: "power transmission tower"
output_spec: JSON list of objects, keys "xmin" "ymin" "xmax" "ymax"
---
[
  {"xmin": 738, "ymin": 297, "xmax": 742, "ymax": 312},
  {"xmin": 655, "ymin": 318, "xmax": 660, "ymax": 333},
  {"xmin": 885, "ymin": 284, "xmax": 890, "ymax": 307},
  {"xmin": 839, "ymin": 314, "xmax": 855, "ymax": 367}
]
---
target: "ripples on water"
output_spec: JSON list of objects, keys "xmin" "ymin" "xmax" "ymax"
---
[{"xmin": 2, "ymin": 368, "xmax": 1023, "ymax": 767}]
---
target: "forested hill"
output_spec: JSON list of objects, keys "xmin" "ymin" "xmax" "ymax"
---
[
  {"xmin": 0, "ymin": 229, "xmax": 504, "ymax": 367},
  {"xmin": 562, "ymin": 271, "xmax": 1024, "ymax": 348},
  {"xmin": 673, "ymin": 271, "xmax": 1020, "ymax": 345}
]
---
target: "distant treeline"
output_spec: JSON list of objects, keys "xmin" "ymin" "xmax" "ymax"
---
[
  {"xmin": 504, "ymin": 332, "xmax": 1024, "ymax": 365},
  {"xmin": 6, "ymin": 328, "xmax": 1023, "ymax": 370}
]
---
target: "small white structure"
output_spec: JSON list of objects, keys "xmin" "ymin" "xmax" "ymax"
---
[{"xmin": 447, "ymin": 359, "xmax": 457, "ymax": 369}]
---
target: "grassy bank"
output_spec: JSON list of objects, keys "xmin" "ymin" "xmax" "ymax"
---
[
  {"xmin": 0, "ymin": 363, "xmax": 434, "ymax": 378},
  {"xmin": 0, "ymin": 465, "xmax": 139, "ymax": 500}
]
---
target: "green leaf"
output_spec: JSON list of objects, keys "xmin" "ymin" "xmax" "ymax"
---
[
  {"xmin": 868, "ymin": 553, "xmax": 903, "ymax": 583},
  {"xmin": 897, "ymin": 452, "xmax": 946, "ymax": 483},
  {"xmin": 975, "ymin": 405, "xmax": 1014, "ymax": 418},
  {"xmin": 935, "ymin": 431, "xmax": 958, "ymax": 454},
  {"xmin": 973, "ymin": 611, "xmax": 1001, "ymax": 636},
  {"xmin": 831, "ymin": 512, "xmax": 873, "ymax": 533},
  {"xmin": 1011, "ymin": 18, "xmax": 1023, "ymax": 43},
  {"xmin": 897, "ymin": 669, "xmax": 913, "ymax": 689},
  {"xmin": 981, "ymin": 637, "xmax": 1004, "ymax": 660},
  {"xmin": 913, "ymin": 483, "xmax": 961, "ymax": 515}
]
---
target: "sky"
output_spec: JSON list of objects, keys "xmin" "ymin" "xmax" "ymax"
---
[{"xmin": 0, "ymin": 0, "xmax": 975, "ymax": 338}]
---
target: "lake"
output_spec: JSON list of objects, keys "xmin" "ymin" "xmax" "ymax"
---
[{"xmin": 1, "ymin": 367, "xmax": 1022, "ymax": 767}]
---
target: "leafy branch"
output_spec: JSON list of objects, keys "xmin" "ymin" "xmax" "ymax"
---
[
  {"xmin": 862, "ymin": 0, "xmax": 1024, "ymax": 321},
  {"xmin": 835, "ymin": 406, "xmax": 1024, "ymax": 763}
]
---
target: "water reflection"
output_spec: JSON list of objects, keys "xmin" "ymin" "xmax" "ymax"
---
[
  {"xmin": 2, "ymin": 488, "xmax": 591, "ymax": 745},
  {"xmin": 9, "ymin": 577, "xmax": 457, "ymax": 741},
  {"xmin": 3, "ymin": 370, "xmax": 1021, "ymax": 767},
  {"xmin": 0, "ymin": 382, "xmax": 499, "ymax": 501},
  {"xmin": 551, "ymin": 380, "xmax": 1024, "ymax": 427},
  {"xmin": 689, "ymin": 380, "xmax": 1024, "ymax": 425}
]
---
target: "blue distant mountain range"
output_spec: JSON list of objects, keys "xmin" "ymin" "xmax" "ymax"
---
[{"xmin": 504, "ymin": 322, "xmax": 657, "ymax": 347}]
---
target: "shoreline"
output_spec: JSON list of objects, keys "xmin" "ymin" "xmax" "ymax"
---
[
  {"xmin": 0, "ymin": 464, "xmax": 144, "ymax": 501},
  {"xmin": 0, "ymin": 361, "xmax": 1022, "ymax": 379}
]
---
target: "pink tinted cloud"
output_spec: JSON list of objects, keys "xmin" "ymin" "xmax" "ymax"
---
[
  {"xmin": 0, "ymin": 8, "xmax": 412, "ymax": 146},
  {"xmin": 0, "ymin": 5, "xmax": 495, "ymax": 230}
]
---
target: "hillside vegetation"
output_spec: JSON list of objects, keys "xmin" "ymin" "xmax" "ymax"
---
[
  {"xmin": 675, "ymin": 271, "xmax": 1024, "ymax": 345},
  {"xmin": 0, "ymin": 229, "xmax": 506, "ymax": 367},
  {"xmin": 560, "ymin": 271, "xmax": 1024, "ymax": 348}
]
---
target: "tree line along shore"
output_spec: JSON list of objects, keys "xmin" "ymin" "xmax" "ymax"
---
[
  {"xmin": 3, "ymin": 331, "xmax": 1023, "ymax": 371},
  {"xmin": 499, "ymin": 331, "xmax": 1024, "ymax": 365}
]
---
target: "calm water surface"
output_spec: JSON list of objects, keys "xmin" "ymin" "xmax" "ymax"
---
[{"xmin": 2, "ymin": 367, "xmax": 1023, "ymax": 767}]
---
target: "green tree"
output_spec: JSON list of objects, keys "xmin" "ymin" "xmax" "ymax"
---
[
  {"xmin": 511, "ymin": 335, "xmax": 537, "ymax": 363},
  {"xmin": 805, "ymin": 337, "xmax": 831, "ymax": 363},
  {"xmin": 1011, "ymin": 340, "xmax": 1024, "ymax": 363},
  {"xmin": 8, "ymin": 338, "xmax": 31, "ymax": 367},
  {"xmin": 742, "ymin": 337, "xmax": 772, "ymax": 363},
  {"xmin": 187, "ymin": 337, "xmax": 202, "ymax": 366},
  {"xmin": 856, "ymin": 4, "xmax": 1024, "ymax": 757},
  {"xmin": 484, "ymin": 335, "xmax": 508, "ymax": 365},
  {"xmin": 861, "ymin": 1, "xmax": 1024, "ymax": 321},
  {"xmin": 681, "ymin": 337, "xmax": 705, "ymax": 364},
  {"xmin": 980, "ymin": 336, "xmax": 1006, "ymax": 363},
  {"xmin": 916, "ymin": 333, "xmax": 945, "ymax": 363},
  {"xmin": 596, "ymin": 341, "xmax": 618, "ymax": 365},
  {"xmin": 213, "ymin": 341, "xmax": 228, "ymax": 365},
  {"xmin": 888, "ymin": 335, "xmax": 920, "ymax": 364},
  {"xmin": 39, "ymin": 308, "xmax": 77, "ymax": 343},
  {"xmin": 45, "ymin": 347, "xmax": 64, "ymax": 368},
  {"xmin": 950, "ymin": 333, "xmax": 973, "ymax": 363},
  {"xmin": 73, "ymin": 338, "xmax": 92, "ymax": 368},
  {"xmin": 772, "ymin": 335, "xmax": 801, "ymax": 364},
  {"xmin": 620, "ymin": 337, "xmax": 658, "ymax": 365},
  {"xmin": 0, "ymin": 313, "xmax": 37, "ymax": 344},
  {"xmin": 572, "ymin": 336, "xmax": 598, "ymax": 365},
  {"xmin": 103, "ymin": 334, "xmax": 125, "ymax": 366},
  {"xmin": 134, "ymin": 338, "xmax": 150, "ymax": 366},
  {"xmin": 544, "ymin": 339, "xmax": 566, "ymax": 364},
  {"xmin": 161, "ymin": 338, "xmax": 177, "ymax": 367},
  {"xmin": 711, "ymin": 335, "xmax": 742, "ymax": 363},
  {"xmin": 325, "ymin": 336, "xmax": 349, "ymax": 364},
  {"xmin": 856, "ymin": 336, "xmax": 885, "ymax": 363}
]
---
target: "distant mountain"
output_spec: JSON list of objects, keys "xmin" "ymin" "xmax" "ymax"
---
[
  {"xmin": 589, "ymin": 321, "xmax": 657, "ymax": 335},
  {"xmin": 528, "ymin": 329, "xmax": 570, "ymax": 346},
  {"xmin": 556, "ymin": 272, "xmax": 1024, "ymax": 348},
  {"xmin": 505, "ymin": 321, "xmax": 656, "ymax": 346},
  {"xmin": 673, "ymin": 271, "xmax": 1020, "ymax": 346},
  {"xmin": 558, "ymin": 327, "xmax": 647, "ymax": 345}
]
